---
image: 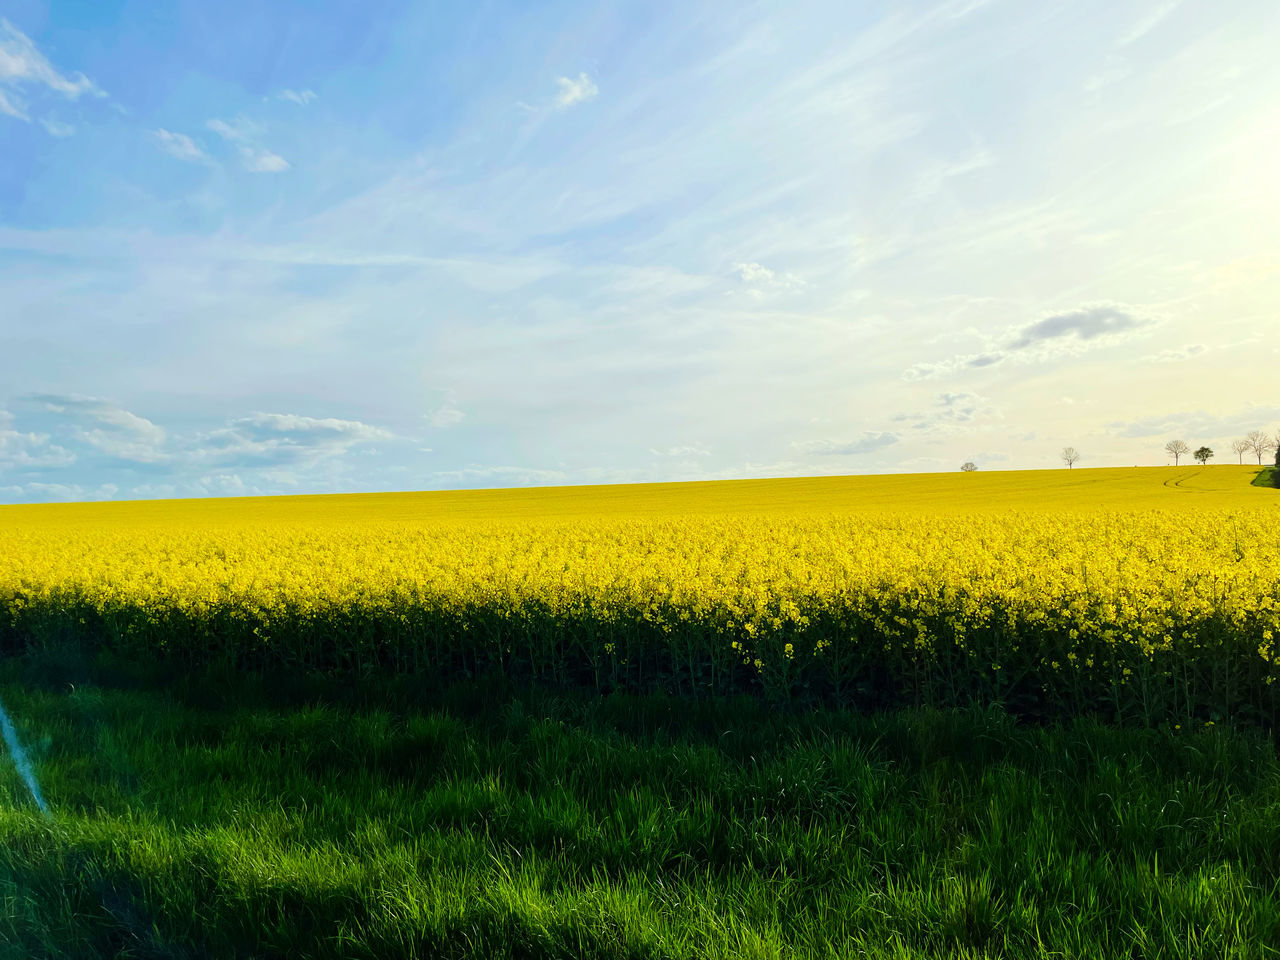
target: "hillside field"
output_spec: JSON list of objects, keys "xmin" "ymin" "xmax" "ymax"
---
[{"xmin": 2, "ymin": 464, "xmax": 1274, "ymax": 524}]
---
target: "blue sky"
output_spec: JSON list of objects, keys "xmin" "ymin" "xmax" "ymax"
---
[{"xmin": 2, "ymin": 0, "xmax": 1279, "ymax": 502}]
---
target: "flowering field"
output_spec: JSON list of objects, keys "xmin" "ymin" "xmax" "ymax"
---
[{"xmin": 2, "ymin": 466, "xmax": 1278, "ymax": 724}]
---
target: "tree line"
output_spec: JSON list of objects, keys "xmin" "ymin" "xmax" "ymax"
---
[
  {"xmin": 961, "ymin": 429, "xmax": 1280, "ymax": 475},
  {"xmin": 1163, "ymin": 429, "xmax": 1280, "ymax": 467}
]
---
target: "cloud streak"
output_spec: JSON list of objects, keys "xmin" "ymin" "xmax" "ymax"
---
[
  {"xmin": 791, "ymin": 432, "xmax": 900, "ymax": 456},
  {"xmin": 277, "ymin": 88, "xmax": 316, "ymax": 106}
]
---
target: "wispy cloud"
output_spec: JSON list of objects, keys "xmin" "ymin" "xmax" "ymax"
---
[
  {"xmin": 239, "ymin": 147, "xmax": 290, "ymax": 173},
  {"xmin": 38, "ymin": 117, "xmax": 73, "ymax": 137},
  {"xmin": 0, "ymin": 88, "xmax": 25, "ymax": 119},
  {"xmin": 205, "ymin": 117, "xmax": 256, "ymax": 142},
  {"xmin": 890, "ymin": 393, "xmax": 1000, "ymax": 434},
  {"xmin": 910, "ymin": 140, "xmax": 994, "ymax": 200},
  {"xmin": 193, "ymin": 412, "xmax": 392, "ymax": 466},
  {"xmin": 554, "ymin": 72, "xmax": 598, "ymax": 109},
  {"xmin": 14, "ymin": 396, "xmax": 393, "ymax": 473},
  {"xmin": 0, "ymin": 18, "xmax": 103, "ymax": 102},
  {"xmin": 1107, "ymin": 405, "xmax": 1280, "ymax": 440},
  {"xmin": 208, "ymin": 116, "xmax": 290, "ymax": 171},
  {"xmin": 276, "ymin": 88, "xmax": 316, "ymax": 106},
  {"xmin": 26, "ymin": 394, "xmax": 168, "ymax": 463},
  {"xmin": 0, "ymin": 409, "xmax": 75, "ymax": 470},
  {"xmin": 650, "ymin": 444, "xmax": 710, "ymax": 457},
  {"xmin": 153, "ymin": 128, "xmax": 208, "ymax": 162},
  {"xmin": 428, "ymin": 391, "xmax": 464, "ymax": 428},
  {"xmin": 1143, "ymin": 343, "xmax": 1206, "ymax": 364},
  {"xmin": 1117, "ymin": 0, "xmax": 1181, "ymax": 46},
  {"xmin": 791, "ymin": 432, "xmax": 900, "ymax": 456},
  {"xmin": 428, "ymin": 465, "xmax": 568, "ymax": 487},
  {"xmin": 903, "ymin": 352, "xmax": 1005, "ymax": 381},
  {"xmin": 0, "ymin": 18, "xmax": 103, "ymax": 128}
]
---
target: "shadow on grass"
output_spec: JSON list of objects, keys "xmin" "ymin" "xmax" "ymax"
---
[{"xmin": 2, "ymin": 644, "xmax": 1280, "ymax": 958}]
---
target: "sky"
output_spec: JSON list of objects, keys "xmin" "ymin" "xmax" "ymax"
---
[{"xmin": 1, "ymin": 0, "xmax": 1279, "ymax": 503}]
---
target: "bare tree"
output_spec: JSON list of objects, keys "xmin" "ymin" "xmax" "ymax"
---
[
  {"xmin": 1061, "ymin": 446, "xmax": 1080, "ymax": 469},
  {"xmin": 960, "ymin": 461, "xmax": 977, "ymax": 472},
  {"xmin": 1194, "ymin": 446, "xmax": 1214, "ymax": 465},
  {"xmin": 1231, "ymin": 438, "xmax": 1251, "ymax": 465},
  {"xmin": 1164, "ymin": 439, "xmax": 1190, "ymax": 466},
  {"xmin": 1245, "ymin": 430, "xmax": 1275, "ymax": 465}
]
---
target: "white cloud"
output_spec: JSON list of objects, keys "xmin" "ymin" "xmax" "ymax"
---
[
  {"xmin": 192, "ymin": 412, "xmax": 392, "ymax": 466},
  {"xmin": 206, "ymin": 117, "xmax": 290, "ymax": 171},
  {"xmin": 26, "ymin": 393, "xmax": 168, "ymax": 463},
  {"xmin": 732, "ymin": 261, "xmax": 804, "ymax": 292},
  {"xmin": 0, "ymin": 18, "xmax": 103, "ymax": 106},
  {"xmin": 17, "ymin": 396, "xmax": 392, "ymax": 472},
  {"xmin": 277, "ymin": 88, "xmax": 316, "ymax": 106},
  {"xmin": 205, "ymin": 117, "xmax": 256, "ymax": 142},
  {"xmin": 554, "ymin": 72, "xmax": 598, "ymax": 109},
  {"xmin": 239, "ymin": 147, "xmax": 290, "ymax": 173},
  {"xmin": 428, "ymin": 392, "xmax": 464, "ymax": 428},
  {"xmin": 38, "ymin": 117, "xmax": 73, "ymax": 137},
  {"xmin": 154, "ymin": 128, "xmax": 208, "ymax": 162}
]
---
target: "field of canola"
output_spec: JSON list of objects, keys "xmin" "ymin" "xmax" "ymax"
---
[{"xmin": 2, "ymin": 465, "xmax": 1279, "ymax": 724}]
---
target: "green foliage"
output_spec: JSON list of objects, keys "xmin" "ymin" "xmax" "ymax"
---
[
  {"xmin": 1194, "ymin": 446, "xmax": 1214, "ymax": 465},
  {"xmin": 2, "ymin": 665, "xmax": 1279, "ymax": 959}
]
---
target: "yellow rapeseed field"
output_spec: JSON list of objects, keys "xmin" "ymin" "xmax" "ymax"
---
[{"xmin": 2, "ymin": 466, "xmax": 1278, "ymax": 723}]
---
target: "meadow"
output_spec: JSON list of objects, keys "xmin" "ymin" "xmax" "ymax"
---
[{"xmin": 2, "ymin": 465, "xmax": 1280, "ymax": 957}]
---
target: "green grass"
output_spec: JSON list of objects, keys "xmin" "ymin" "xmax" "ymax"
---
[
  {"xmin": 1253, "ymin": 467, "xmax": 1278, "ymax": 488},
  {"xmin": 2, "ymin": 656, "xmax": 1279, "ymax": 959}
]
